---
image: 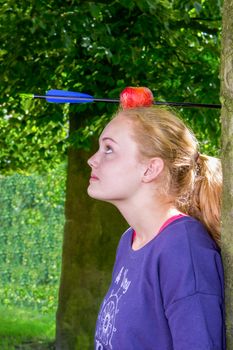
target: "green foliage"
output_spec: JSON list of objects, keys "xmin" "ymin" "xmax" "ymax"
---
[
  {"xmin": 0, "ymin": 306, "xmax": 55, "ymax": 349},
  {"xmin": 0, "ymin": 165, "xmax": 66, "ymax": 313},
  {"xmin": 0, "ymin": 0, "xmax": 222, "ymax": 173}
]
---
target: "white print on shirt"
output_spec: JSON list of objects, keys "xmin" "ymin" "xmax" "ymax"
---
[{"xmin": 95, "ymin": 266, "xmax": 131, "ymax": 350}]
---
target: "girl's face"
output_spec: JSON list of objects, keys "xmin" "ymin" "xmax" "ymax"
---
[{"xmin": 87, "ymin": 114, "xmax": 147, "ymax": 205}]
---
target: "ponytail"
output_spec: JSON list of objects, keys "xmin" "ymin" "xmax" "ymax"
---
[{"xmin": 185, "ymin": 154, "xmax": 222, "ymax": 244}]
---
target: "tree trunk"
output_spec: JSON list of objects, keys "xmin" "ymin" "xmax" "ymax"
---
[
  {"xmin": 55, "ymin": 111, "xmax": 127, "ymax": 349},
  {"xmin": 220, "ymin": 0, "xmax": 233, "ymax": 348}
]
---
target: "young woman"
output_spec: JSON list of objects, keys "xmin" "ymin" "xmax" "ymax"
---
[{"xmin": 87, "ymin": 88, "xmax": 225, "ymax": 350}]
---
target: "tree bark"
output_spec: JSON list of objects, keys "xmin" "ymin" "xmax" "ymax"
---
[
  {"xmin": 220, "ymin": 0, "xmax": 233, "ymax": 348},
  {"xmin": 55, "ymin": 111, "xmax": 127, "ymax": 349}
]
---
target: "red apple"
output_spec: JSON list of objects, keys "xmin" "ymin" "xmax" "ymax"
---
[{"xmin": 120, "ymin": 87, "xmax": 154, "ymax": 109}]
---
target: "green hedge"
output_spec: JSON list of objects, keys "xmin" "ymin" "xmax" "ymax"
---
[{"xmin": 0, "ymin": 165, "xmax": 66, "ymax": 313}]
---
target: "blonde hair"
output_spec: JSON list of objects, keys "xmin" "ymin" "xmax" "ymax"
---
[{"xmin": 116, "ymin": 107, "xmax": 222, "ymax": 244}]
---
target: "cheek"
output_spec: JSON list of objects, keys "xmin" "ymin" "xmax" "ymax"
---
[{"xmin": 110, "ymin": 163, "xmax": 143, "ymax": 190}]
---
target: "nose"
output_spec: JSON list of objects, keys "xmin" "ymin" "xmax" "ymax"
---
[{"xmin": 87, "ymin": 151, "xmax": 99, "ymax": 168}]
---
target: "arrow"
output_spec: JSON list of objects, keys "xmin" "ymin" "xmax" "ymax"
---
[{"xmin": 20, "ymin": 89, "xmax": 221, "ymax": 109}]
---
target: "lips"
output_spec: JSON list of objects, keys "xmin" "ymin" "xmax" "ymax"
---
[{"xmin": 90, "ymin": 174, "xmax": 99, "ymax": 181}]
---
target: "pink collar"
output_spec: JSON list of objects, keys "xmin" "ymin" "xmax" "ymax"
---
[
  {"xmin": 158, "ymin": 214, "xmax": 185, "ymax": 234},
  {"xmin": 132, "ymin": 214, "xmax": 186, "ymax": 242}
]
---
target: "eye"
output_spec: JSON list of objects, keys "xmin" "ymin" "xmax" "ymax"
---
[{"xmin": 104, "ymin": 145, "xmax": 113, "ymax": 154}]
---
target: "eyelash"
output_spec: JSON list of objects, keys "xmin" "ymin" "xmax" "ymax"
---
[{"xmin": 104, "ymin": 145, "xmax": 113, "ymax": 154}]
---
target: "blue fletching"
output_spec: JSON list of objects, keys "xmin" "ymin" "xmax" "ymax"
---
[{"xmin": 46, "ymin": 89, "xmax": 94, "ymax": 103}]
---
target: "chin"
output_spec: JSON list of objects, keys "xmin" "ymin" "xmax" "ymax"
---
[
  {"xmin": 87, "ymin": 186, "xmax": 96, "ymax": 198},
  {"xmin": 87, "ymin": 188, "xmax": 114, "ymax": 203},
  {"xmin": 87, "ymin": 187, "xmax": 103, "ymax": 200}
]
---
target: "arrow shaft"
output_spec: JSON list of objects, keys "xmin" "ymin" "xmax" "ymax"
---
[
  {"xmin": 20, "ymin": 92, "xmax": 221, "ymax": 109},
  {"xmin": 43, "ymin": 95, "xmax": 221, "ymax": 108},
  {"xmin": 154, "ymin": 101, "xmax": 221, "ymax": 109}
]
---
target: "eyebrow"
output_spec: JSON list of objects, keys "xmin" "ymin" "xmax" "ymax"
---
[{"xmin": 101, "ymin": 137, "xmax": 118, "ymax": 144}]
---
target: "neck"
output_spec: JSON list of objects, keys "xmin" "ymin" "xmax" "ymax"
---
[{"xmin": 113, "ymin": 196, "xmax": 181, "ymax": 250}]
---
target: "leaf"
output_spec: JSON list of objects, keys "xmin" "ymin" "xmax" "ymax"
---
[
  {"xmin": 194, "ymin": 1, "xmax": 202, "ymax": 14},
  {"xmin": 89, "ymin": 3, "xmax": 101, "ymax": 18}
]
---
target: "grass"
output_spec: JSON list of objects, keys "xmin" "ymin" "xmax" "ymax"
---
[{"xmin": 0, "ymin": 306, "xmax": 55, "ymax": 349}]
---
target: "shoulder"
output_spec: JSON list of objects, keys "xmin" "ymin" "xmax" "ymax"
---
[
  {"xmin": 158, "ymin": 216, "xmax": 224, "ymax": 305},
  {"xmin": 119, "ymin": 227, "xmax": 133, "ymax": 245},
  {"xmin": 158, "ymin": 216, "xmax": 218, "ymax": 253},
  {"xmin": 158, "ymin": 216, "xmax": 221, "ymax": 271},
  {"xmin": 115, "ymin": 227, "xmax": 133, "ymax": 255}
]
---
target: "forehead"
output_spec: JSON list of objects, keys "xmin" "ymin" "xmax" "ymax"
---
[{"xmin": 100, "ymin": 115, "xmax": 135, "ymax": 140}]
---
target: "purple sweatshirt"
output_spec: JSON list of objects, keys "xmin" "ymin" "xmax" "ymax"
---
[{"xmin": 95, "ymin": 216, "xmax": 225, "ymax": 350}]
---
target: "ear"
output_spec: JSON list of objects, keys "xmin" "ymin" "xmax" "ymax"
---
[{"xmin": 142, "ymin": 158, "xmax": 164, "ymax": 183}]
